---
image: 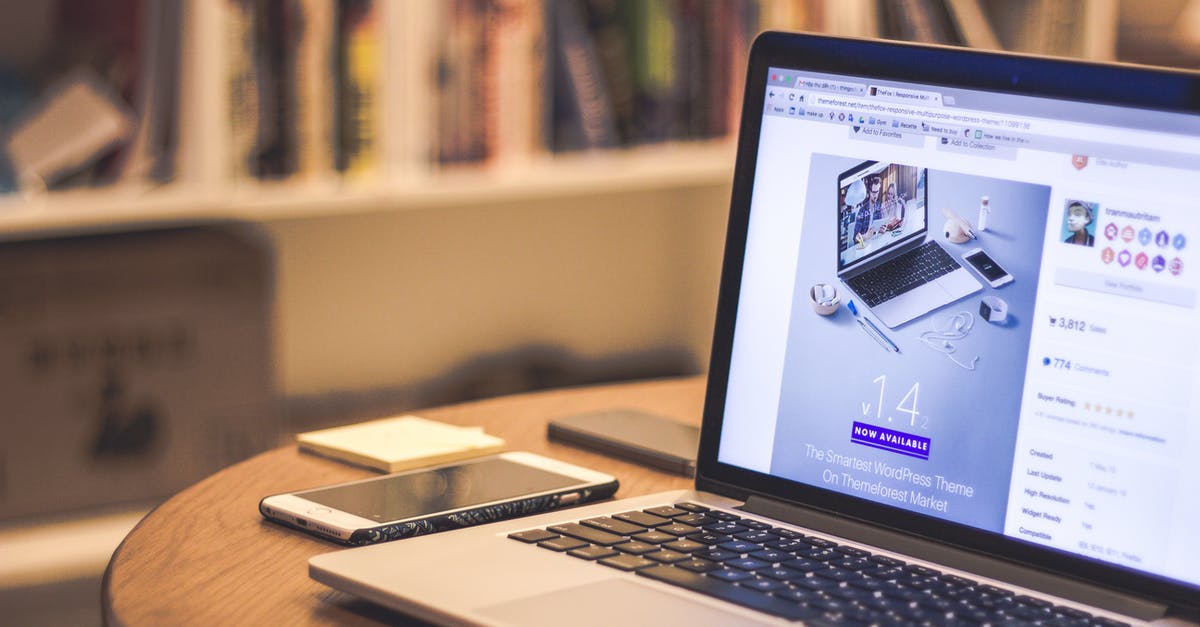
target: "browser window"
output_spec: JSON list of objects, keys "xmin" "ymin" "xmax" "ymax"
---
[{"xmin": 719, "ymin": 67, "xmax": 1200, "ymax": 587}]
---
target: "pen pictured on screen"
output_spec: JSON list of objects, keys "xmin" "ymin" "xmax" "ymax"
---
[{"xmin": 847, "ymin": 300, "xmax": 900, "ymax": 353}]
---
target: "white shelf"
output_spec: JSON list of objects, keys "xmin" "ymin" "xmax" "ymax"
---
[
  {"xmin": 0, "ymin": 508, "xmax": 149, "ymax": 588},
  {"xmin": 0, "ymin": 142, "xmax": 736, "ymax": 240}
]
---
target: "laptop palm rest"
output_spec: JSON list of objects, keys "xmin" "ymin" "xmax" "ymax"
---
[
  {"xmin": 478, "ymin": 578, "xmax": 768, "ymax": 627},
  {"xmin": 870, "ymin": 268, "xmax": 981, "ymax": 328},
  {"xmin": 741, "ymin": 495, "xmax": 1169, "ymax": 621}
]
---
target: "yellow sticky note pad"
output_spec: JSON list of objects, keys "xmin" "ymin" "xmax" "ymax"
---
[{"xmin": 296, "ymin": 415, "xmax": 505, "ymax": 472}]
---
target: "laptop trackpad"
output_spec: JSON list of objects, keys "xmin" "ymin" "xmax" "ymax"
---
[{"xmin": 477, "ymin": 578, "xmax": 770, "ymax": 626}]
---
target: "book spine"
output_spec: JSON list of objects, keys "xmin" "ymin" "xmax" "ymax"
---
[
  {"xmin": 295, "ymin": 0, "xmax": 336, "ymax": 179},
  {"xmin": 547, "ymin": 0, "xmax": 618, "ymax": 152},
  {"xmin": 483, "ymin": 0, "xmax": 545, "ymax": 169},
  {"xmin": 249, "ymin": 0, "xmax": 300, "ymax": 179},
  {"xmin": 334, "ymin": 0, "xmax": 379, "ymax": 178}
]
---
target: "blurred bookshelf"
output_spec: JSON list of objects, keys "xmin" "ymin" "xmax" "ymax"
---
[{"xmin": 0, "ymin": 0, "xmax": 1149, "ymax": 238}]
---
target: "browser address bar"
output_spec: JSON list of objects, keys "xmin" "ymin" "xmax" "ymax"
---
[{"xmin": 809, "ymin": 92, "xmax": 1200, "ymax": 153}]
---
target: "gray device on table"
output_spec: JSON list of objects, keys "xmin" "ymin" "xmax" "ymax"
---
[{"xmin": 547, "ymin": 409, "xmax": 699, "ymax": 477}]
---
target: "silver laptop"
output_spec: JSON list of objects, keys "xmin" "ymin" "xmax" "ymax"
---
[
  {"xmin": 310, "ymin": 32, "xmax": 1200, "ymax": 626},
  {"xmin": 836, "ymin": 160, "xmax": 983, "ymax": 328}
]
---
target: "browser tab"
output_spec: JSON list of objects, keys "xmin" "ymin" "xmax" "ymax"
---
[
  {"xmin": 868, "ymin": 85, "xmax": 943, "ymax": 106},
  {"xmin": 794, "ymin": 76, "xmax": 866, "ymax": 97}
]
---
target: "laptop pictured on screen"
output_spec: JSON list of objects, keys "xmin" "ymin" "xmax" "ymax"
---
[
  {"xmin": 309, "ymin": 33, "xmax": 1200, "ymax": 626},
  {"xmin": 836, "ymin": 159, "xmax": 984, "ymax": 328}
]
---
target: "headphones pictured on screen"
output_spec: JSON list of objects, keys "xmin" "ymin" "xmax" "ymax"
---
[{"xmin": 809, "ymin": 283, "xmax": 840, "ymax": 315}]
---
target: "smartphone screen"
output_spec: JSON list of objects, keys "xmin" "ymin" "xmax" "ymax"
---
[
  {"xmin": 295, "ymin": 457, "xmax": 583, "ymax": 523},
  {"xmin": 964, "ymin": 250, "xmax": 1008, "ymax": 282}
]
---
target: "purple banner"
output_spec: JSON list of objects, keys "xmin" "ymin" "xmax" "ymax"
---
[{"xmin": 850, "ymin": 421, "xmax": 931, "ymax": 460}]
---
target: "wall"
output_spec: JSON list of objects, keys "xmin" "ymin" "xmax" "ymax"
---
[{"xmin": 266, "ymin": 180, "xmax": 732, "ymax": 400}]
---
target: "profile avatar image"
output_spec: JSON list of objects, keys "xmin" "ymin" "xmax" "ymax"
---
[{"xmin": 1063, "ymin": 200, "xmax": 1097, "ymax": 247}]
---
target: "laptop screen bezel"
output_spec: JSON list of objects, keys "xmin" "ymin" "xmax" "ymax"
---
[{"xmin": 696, "ymin": 31, "xmax": 1200, "ymax": 613}]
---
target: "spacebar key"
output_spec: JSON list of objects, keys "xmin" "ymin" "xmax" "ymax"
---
[{"xmin": 637, "ymin": 566, "xmax": 818, "ymax": 621}]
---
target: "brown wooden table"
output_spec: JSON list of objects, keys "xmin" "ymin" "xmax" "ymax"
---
[{"xmin": 103, "ymin": 376, "xmax": 704, "ymax": 625}]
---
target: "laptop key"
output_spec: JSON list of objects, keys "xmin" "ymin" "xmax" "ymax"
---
[
  {"xmin": 658, "ymin": 523, "xmax": 701, "ymax": 536},
  {"xmin": 903, "ymin": 564, "xmax": 941, "ymax": 578},
  {"xmin": 869, "ymin": 554, "xmax": 905, "ymax": 567},
  {"xmin": 706, "ymin": 522, "xmax": 748, "ymax": 535},
  {"xmin": 726, "ymin": 557, "xmax": 770, "ymax": 571},
  {"xmin": 644, "ymin": 506, "xmax": 687, "ymax": 518},
  {"xmin": 760, "ymin": 567, "xmax": 806, "ymax": 582},
  {"xmin": 613, "ymin": 540, "xmax": 658, "ymax": 555},
  {"xmin": 978, "ymin": 584, "xmax": 1015, "ymax": 597},
  {"xmin": 707, "ymin": 511, "xmax": 742, "ymax": 522},
  {"xmin": 814, "ymin": 567, "xmax": 863, "ymax": 583},
  {"xmin": 632, "ymin": 531, "xmax": 677, "ymax": 544},
  {"xmin": 766, "ymin": 538, "xmax": 812, "ymax": 552},
  {"xmin": 771, "ymin": 586, "xmax": 820, "ymax": 604},
  {"xmin": 939, "ymin": 573, "xmax": 977, "ymax": 588},
  {"xmin": 547, "ymin": 523, "xmax": 626, "ymax": 546},
  {"xmin": 673, "ymin": 513, "xmax": 715, "ymax": 526},
  {"xmin": 739, "ymin": 577, "xmax": 786, "ymax": 593},
  {"xmin": 579, "ymin": 516, "xmax": 647, "ymax": 536},
  {"xmin": 599, "ymin": 554, "xmax": 657, "ymax": 572},
  {"xmin": 675, "ymin": 558, "xmax": 719, "ymax": 573},
  {"xmin": 613, "ymin": 511, "xmax": 672, "ymax": 527},
  {"xmin": 567, "ymin": 545, "xmax": 619, "ymax": 560},
  {"xmin": 661, "ymin": 539, "xmax": 706, "ymax": 553},
  {"xmin": 733, "ymin": 530, "xmax": 779, "ymax": 543},
  {"xmin": 717, "ymin": 540, "xmax": 761, "ymax": 553},
  {"xmin": 709, "ymin": 568, "xmax": 754, "ymax": 582},
  {"xmin": 636, "ymin": 566, "xmax": 821, "ymax": 622},
  {"xmin": 780, "ymin": 558, "xmax": 828, "ymax": 573},
  {"xmin": 673, "ymin": 502, "xmax": 709, "ymax": 513},
  {"xmin": 537, "ymin": 536, "xmax": 588, "ymax": 552},
  {"xmin": 771, "ymin": 527, "xmax": 805, "ymax": 539},
  {"xmin": 688, "ymin": 532, "xmax": 732, "ymax": 545},
  {"xmin": 749, "ymin": 549, "xmax": 790, "ymax": 563},
  {"xmin": 694, "ymin": 548, "xmax": 740, "ymax": 562},
  {"xmin": 507, "ymin": 529, "xmax": 559, "ymax": 543},
  {"xmin": 645, "ymin": 549, "xmax": 690, "ymax": 564}
]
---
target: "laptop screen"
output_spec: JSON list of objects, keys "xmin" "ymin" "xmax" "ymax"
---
[
  {"xmin": 837, "ymin": 161, "xmax": 927, "ymax": 272},
  {"xmin": 711, "ymin": 37, "xmax": 1200, "ymax": 596}
]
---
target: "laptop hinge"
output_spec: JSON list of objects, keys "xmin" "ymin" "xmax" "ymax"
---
[{"xmin": 741, "ymin": 495, "xmax": 1172, "ymax": 621}]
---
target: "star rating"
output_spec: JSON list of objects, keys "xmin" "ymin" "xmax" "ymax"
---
[{"xmin": 1083, "ymin": 403, "xmax": 1133, "ymax": 418}]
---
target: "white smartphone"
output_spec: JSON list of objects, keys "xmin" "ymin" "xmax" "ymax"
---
[
  {"xmin": 259, "ymin": 452, "xmax": 618, "ymax": 545},
  {"xmin": 962, "ymin": 248, "xmax": 1014, "ymax": 288}
]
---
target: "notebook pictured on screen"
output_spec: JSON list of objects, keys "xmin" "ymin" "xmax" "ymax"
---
[
  {"xmin": 309, "ymin": 33, "xmax": 1200, "ymax": 626},
  {"xmin": 835, "ymin": 159, "xmax": 984, "ymax": 328}
]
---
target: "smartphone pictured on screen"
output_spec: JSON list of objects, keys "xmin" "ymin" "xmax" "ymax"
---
[
  {"xmin": 961, "ymin": 248, "xmax": 1014, "ymax": 288},
  {"xmin": 259, "ymin": 452, "xmax": 618, "ymax": 545}
]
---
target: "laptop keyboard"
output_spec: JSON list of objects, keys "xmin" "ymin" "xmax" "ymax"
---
[
  {"xmin": 845, "ymin": 241, "xmax": 962, "ymax": 308},
  {"xmin": 509, "ymin": 503, "xmax": 1129, "ymax": 626}
]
